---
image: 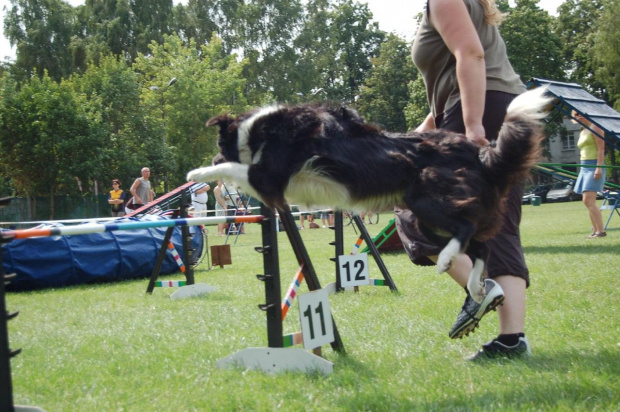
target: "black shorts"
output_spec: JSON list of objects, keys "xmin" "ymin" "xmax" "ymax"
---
[{"xmin": 394, "ymin": 91, "xmax": 530, "ymax": 286}]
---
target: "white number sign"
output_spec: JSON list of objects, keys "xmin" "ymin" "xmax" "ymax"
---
[
  {"xmin": 337, "ymin": 253, "xmax": 370, "ymax": 288},
  {"xmin": 298, "ymin": 288, "xmax": 334, "ymax": 350}
]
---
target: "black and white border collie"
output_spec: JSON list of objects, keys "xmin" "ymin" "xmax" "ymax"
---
[{"xmin": 187, "ymin": 87, "xmax": 550, "ymax": 301}]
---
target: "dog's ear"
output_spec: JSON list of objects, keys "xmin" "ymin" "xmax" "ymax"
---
[
  {"xmin": 206, "ymin": 115, "xmax": 232, "ymax": 132},
  {"xmin": 340, "ymin": 106, "xmax": 363, "ymax": 122}
]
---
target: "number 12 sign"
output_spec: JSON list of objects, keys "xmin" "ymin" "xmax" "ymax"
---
[
  {"xmin": 298, "ymin": 288, "xmax": 334, "ymax": 350},
  {"xmin": 337, "ymin": 253, "xmax": 370, "ymax": 288}
]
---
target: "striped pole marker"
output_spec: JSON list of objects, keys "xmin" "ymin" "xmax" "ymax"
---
[
  {"xmin": 154, "ymin": 280, "xmax": 187, "ymax": 287},
  {"xmin": 1, "ymin": 215, "xmax": 264, "ymax": 241},
  {"xmin": 349, "ymin": 236, "xmax": 364, "ymax": 255},
  {"xmin": 282, "ymin": 332, "xmax": 303, "ymax": 348},
  {"xmin": 167, "ymin": 242, "xmax": 186, "ymax": 273},
  {"xmin": 281, "ymin": 264, "xmax": 305, "ymax": 321},
  {"xmin": 370, "ymin": 279, "xmax": 385, "ymax": 286}
]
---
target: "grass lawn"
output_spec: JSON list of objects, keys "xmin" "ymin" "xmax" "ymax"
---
[{"xmin": 6, "ymin": 200, "xmax": 620, "ymax": 411}]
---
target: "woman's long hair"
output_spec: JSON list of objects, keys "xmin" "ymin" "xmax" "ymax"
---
[{"xmin": 478, "ymin": 0, "xmax": 504, "ymax": 25}]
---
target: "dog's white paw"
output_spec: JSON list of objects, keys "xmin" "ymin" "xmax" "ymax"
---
[
  {"xmin": 436, "ymin": 238, "xmax": 461, "ymax": 274},
  {"xmin": 466, "ymin": 258, "xmax": 486, "ymax": 303},
  {"xmin": 187, "ymin": 167, "xmax": 215, "ymax": 182},
  {"xmin": 436, "ymin": 254, "xmax": 454, "ymax": 274}
]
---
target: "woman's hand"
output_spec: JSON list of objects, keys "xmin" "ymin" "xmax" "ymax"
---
[
  {"xmin": 466, "ymin": 123, "xmax": 489, "ymax": 146},
  {"xmin": 594, "ymin": 168, "xmax": 603, "ymax": 179},
  {"xmin": 415, "ymin": 113, "xmax": 436, "ymax": 133}
]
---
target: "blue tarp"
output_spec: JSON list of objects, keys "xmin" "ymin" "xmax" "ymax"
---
[{"xmin": 2, "ymin": 216, "xmax": 204, "ymax": 291}]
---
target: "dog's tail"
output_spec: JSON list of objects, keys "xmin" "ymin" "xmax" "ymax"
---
[{"xmin": 481, "ymin": 87, "xmax": 551, "ymax": 192}]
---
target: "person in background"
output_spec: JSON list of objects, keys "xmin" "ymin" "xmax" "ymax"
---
[
  {"xmin": 129, "ymin": 167, "xmax": 153, "ymax": 210},
  {"xmin": 191, "ymin": 183, "xmax": 211, "ymax": 213},
  {"xmin": 108, "ymin": 179, "xmax": 125, "ymax": 217},
  {"xmin": 572, "ymin": 111, "xmax": 607, "ymax": 238},
  {"xmin": 214, "ymin": 180, "xmax": 227, "ymax": 236},
  {"xmin": 320, "ymin": 211, "xmax": 330, "ymax": 228},
  {"xmin": 396, "ymin": 0, "xmax": 530, "ymax": 360}
]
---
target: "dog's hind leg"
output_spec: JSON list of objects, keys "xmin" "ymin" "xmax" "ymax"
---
[
  {"xmin": 435, "ymin": 221, "xmax": 475, "ymax": 274},
  {"xmin": 406, "ymin": 192, "xmax": 476, "ymax": 274},
  {"xmin": 465, "ymin": 240, "xmax": 488, "ymax": 303}
]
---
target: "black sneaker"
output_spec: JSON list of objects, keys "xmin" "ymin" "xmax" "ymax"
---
[
  {"xmin": 466, "ymin": 337, "xmax": 531, "ymax": 361},
  {"xmin": 449, "ymin": 279, "xmax": 505, "ymax": 339}
]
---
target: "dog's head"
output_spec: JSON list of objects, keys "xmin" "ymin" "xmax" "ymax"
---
[
  {"xmin": 206, "ymin": 114, "xmax": 241, "ymax": 163},
  {"xmin": 207, "ymin": 105, "xmax": 328, "ymax": 165}
]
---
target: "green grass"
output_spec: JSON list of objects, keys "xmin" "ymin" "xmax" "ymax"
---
[{"xmin": 7, "ymin": 201, "xmax": 620, "ymax": 411}]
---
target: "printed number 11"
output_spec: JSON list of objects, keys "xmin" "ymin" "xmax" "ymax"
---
[{"xmin": 302, "ymin": 301, "xmax": 326, "ymax": 339}]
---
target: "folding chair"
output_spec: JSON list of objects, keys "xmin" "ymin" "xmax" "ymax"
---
[{"xmin": 600, "ymin": 191, "xmax": 620, "ymax": 230}]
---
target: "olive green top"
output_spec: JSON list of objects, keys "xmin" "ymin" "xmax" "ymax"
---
[{"xmin": 411, "ymin": 0, "xmax": 526, "ymax": 118}]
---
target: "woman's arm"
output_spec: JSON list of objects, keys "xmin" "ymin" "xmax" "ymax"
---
[
  {"xmin": 415, "ymin": 112, "xmax": 436, "ymax": 133},
  {"xmin": 214, "ymin": 187, "xmax": 226, "ymax": 207},
  {"xmin": 430, "ymin": 0, "xmax": 487, "ymax": 145},
  {"xmin": 592, "ymin": 126, "xmax": 606, "ymax": 179}
]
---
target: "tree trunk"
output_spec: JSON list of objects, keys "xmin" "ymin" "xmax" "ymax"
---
[{"xmin": 49, "ymin": 187, "xmax": 55, "ymax": 220}]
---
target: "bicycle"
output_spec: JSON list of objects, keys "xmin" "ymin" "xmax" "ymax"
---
[{"xmin": 343, "ymin": 211, "xmax": 379, "ymax": 227}]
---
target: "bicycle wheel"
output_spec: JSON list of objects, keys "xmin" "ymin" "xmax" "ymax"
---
[
  {"xmin": 343, "ymin": 211, "xmax": 354, "ymax": 226},
  {"xmin": 369, "ymin": 212, "xmax": 379, "ymax": 225}
]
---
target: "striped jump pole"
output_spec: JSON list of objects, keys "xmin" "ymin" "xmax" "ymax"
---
[
  {"xmin": 167, "ymin": 242, "xmax": 186, "ymax": 274},
  {"xmin": 0, "ymin": 215, "xmax": 264, "ymax": 241},
  {"xmin": 154, "ymin": 280, "xmax": 187, "ymax": 287},
  {"xmin": 281, "ymin": 264, "xmax": 305, "ymax": 321},
  {"xmin": 349, "ymin": 236, "xmax": 364, "ymax": 255}
]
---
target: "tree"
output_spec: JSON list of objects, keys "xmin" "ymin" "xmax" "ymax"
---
[
  {"xmin": 171, "ymin": 0, "xmax": 219, "ymax": 49},
  {"xmin": 0, "ymin": 73, "xmax": 103, "ymax": 218},
  {"xmin": 593, "ymin": 0, "xmax": 620, "ymax": 108},
  {"xmin": 499, "ymin": 0, "xmax": 565, "ymax": 83},
  {"xmin": 293, "ymin": 0, "xmax": 384, "ymax": 104},
  {"xmin": 133, "ymin": 34, "xmax": 248, "ymax": 189},
  {"xmin": 404, "ymin": 76, "xmax": 429, "ymax": 131},
  {"xmin": 592, "ymin": 0, "xmax": 620, "ymax": 183},
  {"xmin": 131, "ymin": 0, "xmax": 174, "ymax": 56},
  {"xmin": 232, "ymin": 0, "xmax": 305, "ymax": 102},
  {"xmin": 356, "ymin": 34, "xmax": 417, "ymax": 131},
  {"xmin": 71, "ymin": 0, "xmax": 135, "ymax": 66},
  {"xmin": 327, "ymin": 0, "xmax": 384, "ymax": 103},
  {"xmin": 65, "ymin": 54, "xmax": 159, "ymax": 189},
  {"xmin": 4, "ymin": 0, "xmax": 78, "ymax": 81},
  {"xmin": 554, "ymin": 0, "xmax": 604, "ymax": 93}
]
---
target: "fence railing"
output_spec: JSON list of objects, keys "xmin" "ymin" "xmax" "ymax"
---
[{"xmin": 0, "ymin": 195, "xmax": 110, "ymax": 227}]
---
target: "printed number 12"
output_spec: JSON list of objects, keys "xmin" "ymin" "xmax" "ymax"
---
[{"xmin": 342, "ymin": 260, "xmax": 365, "ymax": 282}]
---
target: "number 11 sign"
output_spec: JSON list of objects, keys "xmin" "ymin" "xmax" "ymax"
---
[{"xmin": 298, "ymin": 288, "xmax": 334, "ymax": 350}]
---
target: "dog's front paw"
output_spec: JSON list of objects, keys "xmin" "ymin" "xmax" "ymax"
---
[
  {"xmin": 187, "ymin": 167, "xmax": 214, "ymax": 182},
  {"xmin": 436, "ymin": 253, "xmax": 454, "ymax": 274}
]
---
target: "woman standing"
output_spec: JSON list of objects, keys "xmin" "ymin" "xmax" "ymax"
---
[
  {"xmin": 396, "ymin": 0, "xmax": 531, "ymax": 360},
  {"xmin": 214, "ymin": 180, "xmax": 227, "ymax": 236},
  {"xmin": 572, "ymin": 111, "xmax": 606, "ymax": 238}
]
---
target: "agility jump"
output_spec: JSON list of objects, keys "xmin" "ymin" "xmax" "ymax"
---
[
  {"xmin": 0, "ymin": 215, "xmax": 262, "ymax": 241},
  {"xmin": 1, "ymin": 200, "xmax": 347, "ymax": 389}
]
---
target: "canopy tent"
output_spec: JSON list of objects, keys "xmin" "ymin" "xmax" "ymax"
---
[
  {"xmin": 527, "ymin": 78, "xmax": 620, "ymax": 190},
  {"xmin": 527, "ymin": 77, "xmax": 620, "ymax": 151}
]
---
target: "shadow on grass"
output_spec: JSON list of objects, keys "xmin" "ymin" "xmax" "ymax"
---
[
  {"xmin": 523, "ymin": 244, "xmax": 619, "ymax": 255},
  {"xmin": 522, "ymin": 348, "xmax": 620, "ymax": 374},
  {"xmin": 328, "ymin": 349, "xmax": 619, "ymax": 410}
]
